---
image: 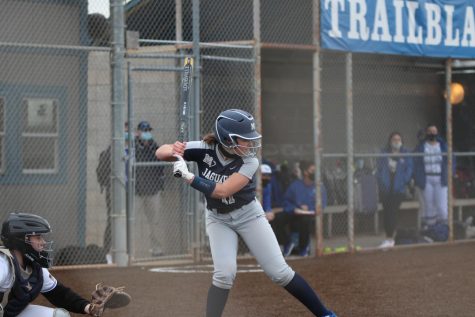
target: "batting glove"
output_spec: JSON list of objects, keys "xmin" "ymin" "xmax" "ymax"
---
[{"xmin": 173, "ymin": 155, "xmax": 194, "ymax": 181}]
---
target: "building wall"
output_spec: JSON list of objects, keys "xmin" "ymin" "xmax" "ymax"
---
[{"xmin": 0, "ymin": 0, "xmax": 87, "ymax": 250}]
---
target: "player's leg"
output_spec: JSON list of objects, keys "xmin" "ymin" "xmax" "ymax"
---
[
  {"xmin": 434, "ymin": 179, "xmax": 448, "ymax": 223},
  {"xmin": 296, "ymin": 215, "xmax": 313, "ymax": 256},
  {"xmin": 17, "ymin": 305, "xmax": 70, "ymax": 317},
  {"xmin": 205, "ymin": 210, "xmax": 239, "ymax": 317},
  {"xmin": 237, "ymin": 204, "xmax": 335, "ymax": 317},
  {"xmin": 142, "ymin": 194, "xmax": 162, "ymax": 256},
  {"xmin": 423, "ymin": 176, "xmax": 437, "ymax": 226}
]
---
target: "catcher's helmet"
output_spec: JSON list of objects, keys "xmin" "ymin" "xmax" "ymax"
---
[
  {"xmin": 1, "ymin": 212, "xmax": 53, "ymax": 268},
  {"xmin": 213, "ymin": 109, "xmax": 261, "ymax": 157}
]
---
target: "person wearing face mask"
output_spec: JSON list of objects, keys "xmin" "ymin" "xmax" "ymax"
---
[
  {"xmin": 282, "ymin": 160, "xmax": 327, "ymax": 257},
  {"xmin": 135, "ymin": 121, "xmax": 165, "ymax": 257},
  {"xmin": 413, "ymin": 124, "xmax": 451, "ymax": 229},
  {"xmin": 376, "ymin": 132, "xmax": 413, "ymax": 248}
]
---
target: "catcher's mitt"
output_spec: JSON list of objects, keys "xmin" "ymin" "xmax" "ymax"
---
[{"xmin": 88, "ymin": 283, "xmax": 131, "ymax": 316}]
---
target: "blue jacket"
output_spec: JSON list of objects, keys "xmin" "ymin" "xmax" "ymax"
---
[
  {"xmin": 376, "ymin": 147, "xmax": 413, "ymax": 194},
  {"xmin": 413, "ymin": 136, "xmax": 450, "ymax": 190},
  {"xmin": 262, "ymin": 182, "xmax": 272, "ymax": 212},
  {"xmin": 283, "ymin": 179, "xmax": 327, "ymax": 214}
]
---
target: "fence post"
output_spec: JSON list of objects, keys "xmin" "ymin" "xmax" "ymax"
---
[
  {"xmin": 192, "ymin": 0, "xmax": 202, "ymax": 262},
  {"xmin": 346, "ymin": 53, "xmax": 355, "ymax": 253},
  {"xmin": 446, "ymin": 59, "xmax": 454, "ymax": 242},
  {"xmin": 110, "ymin": 0, "xmax": 128, "ymax": 266},
  {"xmin": 313, "ymin": 0, "xmax": 324, "ymax": 257}
]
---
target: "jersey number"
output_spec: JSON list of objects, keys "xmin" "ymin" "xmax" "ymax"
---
[{"xmin": 221, "ymin": 196, "xmax": 235, "ymax": 205}]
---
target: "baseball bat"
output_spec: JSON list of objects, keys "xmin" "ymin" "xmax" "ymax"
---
[{"xmin": 174, "ymin": 57, "xmax": 194, "ymax": 178}]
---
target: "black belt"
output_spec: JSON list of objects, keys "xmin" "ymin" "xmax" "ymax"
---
[{"xmin": 212, "ymin": 199, "xmax": 254, "ymax": 214}]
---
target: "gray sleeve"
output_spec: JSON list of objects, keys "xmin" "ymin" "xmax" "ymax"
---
[
  {"xmin": 185, "ymin": 140, "xmax": 212, "ymax": 150},
  {"xmin": 238, "ymin": 157, "xmax": 259, "ymax": 180}
]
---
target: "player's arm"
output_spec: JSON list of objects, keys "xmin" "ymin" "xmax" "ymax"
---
[
  {"xmin": 42, "ymin": 282, "xmax": 91, "ymax": 314},
  {"xmin": 173, "ymin": 155, "xmax": 249, "ymax": 198},
  {"xmin": 211, "ymin": 173, "xmax": 249, "ymax": 199},
  {"xmin": 156, "ymin": 141, "xmax": 186, "ymax": 161}
]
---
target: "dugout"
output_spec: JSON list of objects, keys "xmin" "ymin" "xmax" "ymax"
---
[{"xmin": 125, "ymin": 0, "xmax": 465, "ymax": 162}]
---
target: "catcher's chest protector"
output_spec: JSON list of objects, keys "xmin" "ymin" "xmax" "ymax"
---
[{"xmin": 0, "ymin": 248, "xmax": 43, "ymax": 316}]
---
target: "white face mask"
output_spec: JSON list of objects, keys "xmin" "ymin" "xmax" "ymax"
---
[
  {"xmin": 140, "ymin": 132, "xmax": 153, "ymax": 141},
  {"xmin": 391, "ymin": 142, "xmax": 402, "ymax": 150}
]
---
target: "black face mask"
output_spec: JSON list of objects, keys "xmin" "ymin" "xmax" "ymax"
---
[
  {"xmin": 307, "ymin": 172, "xmax": 315, "ymax": 180},
  {"xmin": 262, "ymin": 179, "xmax": 270, "ymax": 187},
  {"xmin": 427, "ymin": 134, "xmax": 437, "ymax": 141}
]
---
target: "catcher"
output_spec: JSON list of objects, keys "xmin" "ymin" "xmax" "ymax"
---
[{"xmin": 0, "ymin": 212, "xmax": 131, "ymax": 317}]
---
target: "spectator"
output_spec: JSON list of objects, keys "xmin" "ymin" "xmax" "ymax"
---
[
  {"xmin": 274, "ymin": 161, "xmax": 294, "ymax": 196},
  {"xmin": 414, "ymin": 128, "xmax": 427, "ymax": 227},
  {"xmin": 134, "ymin": 121, "xmax": 165, "ymax": 257},
  {"xmin": 413, "ymin": 124, "xmax": 450, "ymax": 227},
  {"xmin": 96, "ymin": 122, "xmax": 129, "ymax": 263},
  {"xmin": 283, "ymin": 160, "xmax": 327, "ymax": 257},
  {"xmin": 263, "ymin": 159, "xmax": 282, "ymax": 208},
  {"xmin": 376, "ymin": 132, "xmax": 413, "ymax": 248},
  {"xmin": 261, "ymin": 164, "xmax": 286, "ymax": 248},
  {"xmin": 261, "ymin": 164, "xmax": 275, "ymax": 220}
]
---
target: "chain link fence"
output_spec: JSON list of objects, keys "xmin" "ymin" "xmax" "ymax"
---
[{"xmin": 1, "ymin": 0, "xmax": 474, "ymax": 267}]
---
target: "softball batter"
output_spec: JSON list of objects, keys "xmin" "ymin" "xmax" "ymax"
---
[{"xmin": 156, "ymin": 109, "xmax": 337, "ymax": 317}]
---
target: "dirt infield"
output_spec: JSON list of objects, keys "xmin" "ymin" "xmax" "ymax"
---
[{"xmin": 35, "ymin": 241, "xmax": 475, "ymax": 317}]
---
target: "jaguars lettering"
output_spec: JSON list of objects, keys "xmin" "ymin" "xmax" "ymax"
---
[{"xmin": 203, "ymin": 168, "xmax": 228, "ymax": 183}]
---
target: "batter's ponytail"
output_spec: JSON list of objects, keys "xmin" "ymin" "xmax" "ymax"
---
[{"xmin": 203, "ymin": 133, "xmax": 218, "ymax": 145}]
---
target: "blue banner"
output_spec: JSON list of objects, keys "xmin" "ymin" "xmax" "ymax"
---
[{"xmin": 321, "ymin": 0, "xmax": 475, "ymax": 58}]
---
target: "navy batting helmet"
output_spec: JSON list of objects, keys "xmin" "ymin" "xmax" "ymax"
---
[
  {"xmin": 214, "ymin": 109, "xmax": 261, "ymax": 157},
  {"xmin": 1, "ymin": 212, "xmax": 54, "ymax": 268}
]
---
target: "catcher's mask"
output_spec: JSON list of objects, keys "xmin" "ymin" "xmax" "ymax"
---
[
  {"xmin": 213, "ymin": 109, "xmax": 262, "ymax": 157},
  {"xmin": 1, "ymin": 212, "xmax": 54, "ymax": 268}
]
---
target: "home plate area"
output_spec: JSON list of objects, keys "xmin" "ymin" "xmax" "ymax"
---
[{"xmin": 149, "ymin": 264, "xmax": 263, "ymax": 274}]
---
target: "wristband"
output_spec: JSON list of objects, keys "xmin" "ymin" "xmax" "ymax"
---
[{"xmin": 190, "ymin": 176, "xmax": 216, "ymax": 196}]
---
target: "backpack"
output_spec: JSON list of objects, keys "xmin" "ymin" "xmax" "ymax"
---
[
  {"xmin": 394, "ymin": 228, "xmax": 432, "ymax": 245},
  {"xmin": 422, "ymin": 223, "xmax": 449, "ymax": 242},
  {"xmin": 96, "ymin": 146, "xmax": 111, "ymax": 192},
  {"xmin": 354, "ymin": 172, "xmax": 378, "ymax": 214}
]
